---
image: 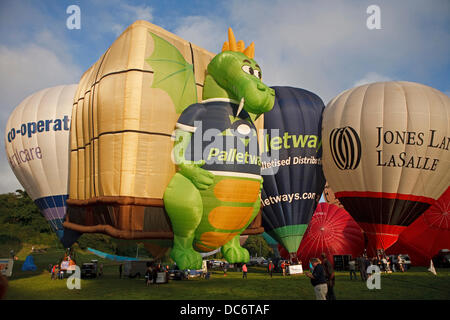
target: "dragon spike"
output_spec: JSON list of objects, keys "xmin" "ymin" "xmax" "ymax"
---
[
  {"xmin": 222, "ymin": 27, "xmax": 255, "ymax": 59},
  {"xmin": 228, "ymin": 28, "xmax": 237, "ymax": 51},
  {"xmin": 243, "ymin": 42, "xmax": 255, "ymax": 59},
  {"xmin": 237, "ymin": 40, "xmax": 245, "ymax": 52},
  {"xmin": 222, "ymin": 41, "xmax": 229, "ymax": 52}
]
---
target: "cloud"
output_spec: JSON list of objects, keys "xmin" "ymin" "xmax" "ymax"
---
[
  {"xmin": 121, "ymin": 3, "xmax": 153, "ymax": 21},
  {"xmin": 174, "ymin": 16, "xmax": 226, "ymax": 53},
  {"xmin": 353, "ymin": 72, "xmax": 393, "ymax": 87}
]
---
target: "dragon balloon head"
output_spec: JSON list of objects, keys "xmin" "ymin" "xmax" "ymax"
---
[{"xmin": 206, "ymin": 28, "xmax": 275, "ymax": 116}]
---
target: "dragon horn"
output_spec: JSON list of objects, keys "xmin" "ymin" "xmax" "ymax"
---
[{"xmin": 228, "ymin": 28, "xmax": 238, "ymax": 52}]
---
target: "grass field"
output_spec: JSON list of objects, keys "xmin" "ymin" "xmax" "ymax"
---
[{"xmin": 3, "ymin": 244, "xmax": 450, "ymax": 300}]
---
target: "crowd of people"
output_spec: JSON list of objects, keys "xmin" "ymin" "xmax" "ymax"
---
[
  {"xmin": 352, "ymin": 252, "xmax": 407, "ymax": 282},
  {"xmin": 49, "ymin": 249, "xmax": 77, "ymax": 280},
  {"xmin": 143, "ymin": 263, "xmax": 170, "ymax": 286}
]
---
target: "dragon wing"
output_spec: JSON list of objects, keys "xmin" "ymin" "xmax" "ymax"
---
[{"xmin": 145, "ymin": 32, "xmax": 197, "ymax": 114}]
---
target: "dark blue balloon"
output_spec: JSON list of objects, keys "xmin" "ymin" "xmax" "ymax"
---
[{"xmin": 261, "ymin": 86, "xmax": 326, "ymax": 253}]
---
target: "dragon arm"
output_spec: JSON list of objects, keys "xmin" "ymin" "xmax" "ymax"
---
[{"xmin": 173, "ymin": 129, "xmax": 214, "ymax": 190}]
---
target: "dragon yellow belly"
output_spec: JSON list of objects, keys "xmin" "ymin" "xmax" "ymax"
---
[{"xmin": 193, "ymin": 175, "xmax": 261, "ymax": 252}]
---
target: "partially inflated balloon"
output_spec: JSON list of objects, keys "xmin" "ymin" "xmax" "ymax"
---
[
  {"xmin": 297, "ymin": 203, "xmax": 364, "ymax": 265},
  {"xmin": 261, "ymin": 86, "xmax": 326, "ymax": 256},
  {"xmin": 278, "ymin": 203, "xmax": 364, "ymax": 265},
  {"xmin": 322, "ymin": 81, "xmax": 450, "ymax": 255},
  {"xmin": 387, "ymin": 187, "xmax": 450, "ymax": 266},
  {"xmin": 4, "ymin": 85, "xmax": 80, "ymax": 246}
]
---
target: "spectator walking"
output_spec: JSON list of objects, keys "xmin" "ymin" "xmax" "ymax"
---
[
  {"xmin": 51, "ymin": 264, "xmax": 57, "ymax": 280},
  {"xmin": 281, "ymin": 261, "xmax": 286, "ymax": 276},
  {"xmin": 98, "ymin": 263, "xmax": 103, "ymax": 277},
  {"xmin": 359, "ymin": 255, "xmax": 368, "ymax": 281},
  {"xmin": 305, "ymin": 258, "xmax": 328, "ymax": 300},
  {"xmin": 321, "ymin": 253, "xmax": 336, "ymax": 300},
  {"xmin": 242, "ymin": 263, "xmax": 248, "ymax": 279},
  {"xmin": 152, "ymin": 264, "xmax": 158, "ymax": 284},
  {"xmin": 349, "ymin": 259, "xmax": 357, "ymax": 280},
  {"xmin": 145, "ymin": 265, "xmax": 153, "ymax": 286},
  {"xmin": 398, "ymin": 255, "xmax": 405, "ymax": 272},
  {"xmin": 119, "ymin": 263, "xmax": 123, "ymax": 278},
  {"xmin": 268, "ymin": 261, "xmax": 274, "ymax": 278}
]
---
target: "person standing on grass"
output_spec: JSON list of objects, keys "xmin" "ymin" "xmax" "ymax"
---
[
  {"xmin": 119, "ymin": 263, "xmax": 123, "ymax": 279},
  {"xmin": 242, "ymin": 263, "xmax": 248, "ymax": 279},
  {"xmin": 98, "ymin": 263, "xmax": 103, "ymax": 277},
  {"xmin": 321, "ymin": 253, "xmax": 336, "ymax": 300},
  {"xmin": 145, "ymin": 264, "xmax": 153, "ymax": 287},
  {"xmin": 152, "ymin": 264, "xmax": 158, "ymax": 285},
  {"xmin": 359, "ymin": 255, "xmax": 368, "ymax": 281},
  {"xmin": 268, "ymin": 261, "xmax": 274, "ymax": 278},
  {"xmin": 281, "ymin": 261, "xmax": 286, "ymax": 276},
  {"xmin": 349, "ymin": 259, "xmax": 357, "ymax": 280},
  {"xmin": 398, "ymin": 255, "xmax": 405, "ymax": 272},
  {"xmin": 51, "ymin": 264, "xmax": 56, "ymax": 280},
  {"xmin": 304, "ymin": 258, "xmax": 328, "ymax": 300}
]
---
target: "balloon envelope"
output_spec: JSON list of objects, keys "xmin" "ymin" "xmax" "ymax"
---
[
  {"xmin": 278, "ymin": 202, "xmax": 364, "ymax": 265},
  {"xmin": 322, "ymin": 81, "xmax": 450, "ymax": 255},
  {"xmin": 5, "ymin": 85, "xmax": 79, "ymax": 246},
  {"xmin": 387, "ymin": 187, "xmax": 450, "ymax": 266},
  {"xmin": 261, "ymin": 86, "xmax": 326, "ymax": 254}
]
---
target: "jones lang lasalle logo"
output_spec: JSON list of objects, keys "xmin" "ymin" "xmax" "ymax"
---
[{"xmin": 330, "ymin": 126, "xmax": 362, "ymax": 170}]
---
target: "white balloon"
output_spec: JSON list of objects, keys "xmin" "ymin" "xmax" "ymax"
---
[{"xmin": 5, "ymin": 85, "xmax": 77, "ymax": 237}]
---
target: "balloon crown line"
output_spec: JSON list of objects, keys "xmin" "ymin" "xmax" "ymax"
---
[{"xmin": 222, "ymin": 28, "xmax": 255, "ymax": 59}]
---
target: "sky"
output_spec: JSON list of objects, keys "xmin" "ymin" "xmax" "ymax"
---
[{"xmin": 0, "ymin": 0, "xmax": 449, "ymax": 194}]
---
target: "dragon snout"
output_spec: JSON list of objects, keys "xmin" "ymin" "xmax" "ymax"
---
[{"xmin": 257, "ymin": 82, "xmax": 267, "ymax": 91}]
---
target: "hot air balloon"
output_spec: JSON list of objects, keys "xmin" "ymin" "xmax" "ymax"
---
[
  {"xmin": 387, "ymin": 187, "xmax": 450, "ymax": 266},
  {"xmin": 4, "ymin": 84, "xmax": 80, "ymax": 247},
  {"xmin": 278, "ymin": 203, "xmax": 364, "ymax": 266},
  {"xmin": 261, "ymin": 86, "xmax": 326, "ymax": 260},
  {"xmin": 64, "ymin": 21, "xmax": 265, "ymax": 248},
  {"xmin": 322, "ymin": 81, "xmax": 450, "ymax": 256}
]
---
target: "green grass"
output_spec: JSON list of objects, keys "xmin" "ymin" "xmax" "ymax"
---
[{"xmin": 3, "ymin": 245, "xmax": 450, "ymax": 300}]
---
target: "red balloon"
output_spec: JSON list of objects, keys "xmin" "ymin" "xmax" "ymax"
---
[
  {"xmin": 279, "ymin": 203, "xmax": 365, "ymax": 265},
  {"xmin": 387, "ymin": 187, "xmax": 450, "ymax": 266}
]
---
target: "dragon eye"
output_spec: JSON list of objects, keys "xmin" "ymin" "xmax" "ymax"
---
[
  {"xmin": 254, "ymin": 69, "xmax": 262, "ymax": 80},
  {"xmin": 242, "ymin": 65, "xmax": 254, "ymax": 75}
]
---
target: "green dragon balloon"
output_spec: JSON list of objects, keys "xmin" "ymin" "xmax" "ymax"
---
[{"xmin": 163, "ymin": 28, "xmax": 275, "ymax": 270}]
